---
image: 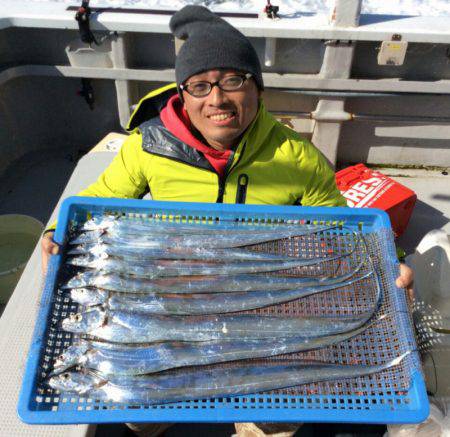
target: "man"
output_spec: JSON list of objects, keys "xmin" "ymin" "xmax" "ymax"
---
[
  {"xmin": 42, "ymin": 5, "xmax": 348, "ymax": 261},
  {"xmin": 41, "ymin": 5, "xmax": 413, "ymax": 437}
]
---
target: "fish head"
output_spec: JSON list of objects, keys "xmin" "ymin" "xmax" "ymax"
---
[
  {"xmin": 70, "ymin": 229, "xmax": 104, "ymax": 245},
  {"xmin": 47, "ymin": 371, "xmax": 103, "ymax": 394},
  {"xmin": 81, "ymin": 215, "xmax": 113, "ymax": 231},
  {"xmin": 63, "ymin": 271, "xmax": 104, "ymax": 289},
  {"xmin": 67, "ymin": 253, "xmax": 106, "ymax": 268},
  {"xmin": 67, "ymin": 244, "xmax": 89, "ymax": 256},
  {"xmin": 63, "ymin": 273, "xmax": 85, "ymax": 289},
  {"xmin": 89, "ymin": 243, "xmax": 108, "ymax": 258},
  {"xmin": 52, "ymin": 344, "xmax": 90, "ymax": 374},
  {"xmin": 62, "ymin": 271, "xmax": 92, "ymax": 289},
  {"xmin": 66, "ymin": 255, "xmax": 87, "ymax": 267},
  {"xmin": 61, "ymin": 307, "xmax": 106, "ymax": 333},
  {"xmin": 70, "ymin": 288, "xmax": 108, "ymax": 306},
  {"xmin": 67, "ymin": 242, "xmax": 106, "ymax": 256}
]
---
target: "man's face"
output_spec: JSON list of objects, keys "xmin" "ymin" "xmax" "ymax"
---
[{"xmin": 182, "ymin": 69, "xmax": 260, "ymax": 151}]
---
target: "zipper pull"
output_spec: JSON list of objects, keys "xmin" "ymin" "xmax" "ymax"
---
[
  {"xmin": 235, "ymin": 174, "xmax": 249, "ymax": 204},
  {"xmin": 216, "ymin": 178, "xmax": 226, "ymax": 203}
]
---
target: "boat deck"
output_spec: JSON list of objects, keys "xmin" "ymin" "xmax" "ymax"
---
[{"xmin": 385, "ymin": 168, "xmax": 450, "ymax": 253}]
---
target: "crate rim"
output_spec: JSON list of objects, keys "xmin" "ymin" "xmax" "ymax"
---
[
  {"xmin": 18, "ymin": 370, "xmax": 429, "ymax": 425},
  {"xmin": 56, "ymin": 196, "xmax": 392, "ymax": 243}
]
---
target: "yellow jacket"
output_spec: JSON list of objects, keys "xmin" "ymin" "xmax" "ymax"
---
[{"xmin": 46, "ymin": 84, "xmax": 345, "ymax": 231}]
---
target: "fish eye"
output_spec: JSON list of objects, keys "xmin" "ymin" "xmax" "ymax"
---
[
  {"xmin": 75, "ymin": 314, "xmax": 83, "ymax": 322},
  {"xmin": 62, "ymin": 373, "xmax": 70, "ymax": 380}
]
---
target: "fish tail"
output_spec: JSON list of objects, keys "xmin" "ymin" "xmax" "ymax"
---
[{"xmin": 388, "ymin": 350, "xmax": 411, "ymax": 367}]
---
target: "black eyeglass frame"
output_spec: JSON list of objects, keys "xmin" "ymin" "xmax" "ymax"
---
[{"xmin": 179, "ymin": 73, "xmax": 253, "ymax": 97}]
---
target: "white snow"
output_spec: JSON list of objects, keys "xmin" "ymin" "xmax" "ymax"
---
[{"xmin": 18, "ymin": 0, "xmax": 450, "ymax": 17}]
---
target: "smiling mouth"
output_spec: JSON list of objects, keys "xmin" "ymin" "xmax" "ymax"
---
[{"xmin": 208, "ymin": 112, "xmax": 236, "ymax": 122}]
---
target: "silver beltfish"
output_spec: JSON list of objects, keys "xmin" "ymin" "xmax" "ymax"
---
[
  {"xmin": 67, "ymin": 244, "xmax": 303, "ymax": 262},
  {"xmin": 71, "ymin": 271, "xmax": 372, "ymax": 315},
  {"xmin": 61, "ymin": 303, "xmax": 378, "ymax": 343},
  {"xmin": 52, "ymin": 316, "xmax": 383, "ymax": 375},
  {"xmin": 68, "ymin": 262, "xmax": 364, "ymax": 306},
  {"xmin": 48, "ymin": 352, "xmax": 409, "ymax": 404},
  {"xmin": 66, "ymin": 251, "xmax": 348, "ymax": 278},
  {"xmin": 70, "ymin": 224, "xmax": 337, "ymax": 248},
  {"xmin": 63, "ymin": 261, "xmax": 363, "ymax": 293}
]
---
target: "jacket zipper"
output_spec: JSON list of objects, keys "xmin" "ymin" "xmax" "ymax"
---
[
  {"xmin": 216, "ymin": 141, "xmax": 248, "ymax": 203},
  {"xmin": 217, "ymin": 178, "xmax": 226, "ymax": 203},
  {"xmin": 235, "ymin": 174, "xmax": 249, "ymax": 204}
]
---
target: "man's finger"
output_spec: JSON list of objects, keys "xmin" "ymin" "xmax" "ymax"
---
[
  {"xmin": 395, "ymin": 264, "xmax": 415, "ymax": 303},
  {"xmin": 395, "ymin": 276, "xmax": 407, "ymax": 288},
  {"xmin": 406, "ymin": 287, "xmax": 415, "ymax": 302},
  {"xmin": 41, "ymin": 232, "xmax": 59, "ymax": 274},
  {"xmin": 395, "ymin": 263, "xmax": 414, "ymax": 288}
]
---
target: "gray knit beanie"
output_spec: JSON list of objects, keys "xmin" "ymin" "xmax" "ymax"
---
[{"xmin": 169, "ymin": 5, "xmax": 263, "ymax": 91}]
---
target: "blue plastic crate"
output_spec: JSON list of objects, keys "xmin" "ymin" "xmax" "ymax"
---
[{"xmin": 18, "ymin": 197, "xmax": 429, "ymax": 424}]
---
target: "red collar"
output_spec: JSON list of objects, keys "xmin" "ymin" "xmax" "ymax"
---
[{"xmin": 159, "ymin": 94, "xmax": 232, "ymax": 177}]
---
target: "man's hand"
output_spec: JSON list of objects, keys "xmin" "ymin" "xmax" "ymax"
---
[
  {"xmin": 41, "ymin": 232, "xmax": 60, "ymax": 275},
  {"xmin": 395, "ymin": 263, "xmax": 414, "ymax": 302}
]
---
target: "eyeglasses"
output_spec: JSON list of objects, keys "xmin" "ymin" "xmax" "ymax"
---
[{"xmin": 180, "ymin": 73, "xmax": 252, "ymax": 97}]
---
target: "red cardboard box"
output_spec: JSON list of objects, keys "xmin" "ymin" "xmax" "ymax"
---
[{"xmin": 335, "ymin": 164, "xmax": 416, "ymax": 237}]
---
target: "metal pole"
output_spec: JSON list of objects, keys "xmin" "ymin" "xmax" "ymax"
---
[
  {"xmin": 272, "ymin": 111, "xmax": 450, "ymax": 124},
  {"xmin": 110, "ymin": 32, "xmax": 133, "ymax": 130},
  {"xmin": 311, "ymin": 0, "xmax": 362, "ymax": 167}
]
